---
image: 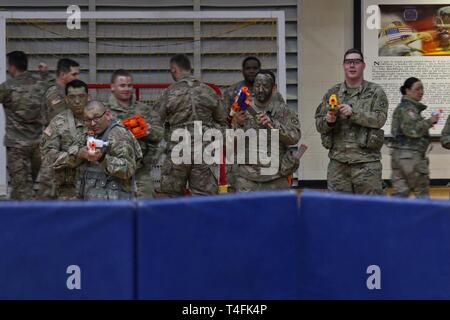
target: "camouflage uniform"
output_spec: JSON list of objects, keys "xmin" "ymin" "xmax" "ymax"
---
[
  {"xmin": 0, "ymin": 71, "xmax": 45, "ymax": 200},
  {"xmin": 106, "ymin": 95, "xmax": 163, "ymax": 199},
  {"xmin": 222, "ymin": 80, "xmax": 286, "ymax": 192},
  {"xmin": 442, "ymin": 115, "xmax": 450, "ymax": 150},
  {"xmin": 315, "ymin": 80, "xmax": 388, "ymax": 195},
  {"xmin": 36, "ymin": 80, "xmax": 68, "ymax": 199},
  {"xmin": 70, "ymin": 121, "xmax": 142, "ymax": 200},
  {"xmin": 156, "ymin": 74, "xmax": 228, "ymax": 196},
  {"xmin": 41, "ymin": 109, "xmax": 87, "ymax": 200},
  {"xmin": 235, "ymin": 98, "xmax": 301, "ymax": 192},
  {"xmin": 390, "ymin": 96, "xmax": 433, "ymax": 198}
]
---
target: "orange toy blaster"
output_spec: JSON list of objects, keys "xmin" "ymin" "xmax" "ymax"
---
[
  {"xmin": 122, "ymin": 114, "xmax": 149, "ymax": 139},
  {"xmin": 229, "ymin": 86, "xmax": 251, "ymax": 117}
]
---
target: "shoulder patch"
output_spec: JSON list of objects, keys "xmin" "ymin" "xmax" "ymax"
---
[
  {"xmin": 51, "ymin": 98, "xmax": 62, "ymax": 106},
  {"xmin": 407, "ymin": 110, "xmax": 418, "ymax": 119}
]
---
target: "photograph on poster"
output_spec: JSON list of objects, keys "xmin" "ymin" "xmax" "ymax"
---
[{"xmin": 363, "ymin": 0, "xmax": 450, "ymax": 135}]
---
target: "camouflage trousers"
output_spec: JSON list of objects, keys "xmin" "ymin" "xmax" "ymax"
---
[
  {"xmin": 391, "ymin": 149, "xmax": 429, "ymax": 198},
  {"xmin": 327, "ymin": 159, "xmax": 383, "ymax": 195},
  {"xmin": 135, "ymin": 163, "xmax": 154, "ymax": 199},
  {"xmin": 6, "ymin": 145, "xmax": 41, "ymax": 200},
  {"xmin": 235, "ymin": 175, "xmax": 290, "ymax": 192},
  {"xmin": 160, "ymin": 158, "xmax": 218, "ymax": 197}
]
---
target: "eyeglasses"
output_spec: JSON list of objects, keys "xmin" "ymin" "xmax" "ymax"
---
[
  {"xmin": 343, "ymin": 59, "xmax": 364, "ymax": 66},
  {"xmin": 84, "ymin": 110, "xmax": 106, "ymax": 124}
]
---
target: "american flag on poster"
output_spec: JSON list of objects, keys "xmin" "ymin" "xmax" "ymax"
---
[{"xmin": 386, "ymin": 26, "xmax": 414, "ymax": 44}]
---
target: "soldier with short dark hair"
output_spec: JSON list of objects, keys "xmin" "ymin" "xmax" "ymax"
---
[
  {"xmin": 156, "ymin": 54, "xmax": 228, "ymax": 196},
  {"xmin": 0, "ymin": 51, "xmax": 45, "ymax": 199},
  {"xmin": 315, "ymin": 48, "xmax": 388, "ymax": 195},
  {"xmin": 41, "ymin": 79, "xmax": 90, "ymax": 200}
]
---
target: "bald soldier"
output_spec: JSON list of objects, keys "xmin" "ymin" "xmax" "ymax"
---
[
  {"xmin": 41, "ymin": 80, "xmax": 89, "ymax": 200},
  {"xmin": 67, "ymin": 101, "xmax": 142, "ymax": 200},
  {"xmin": 234, "ymin": 70, "xmax": 301, "ymax": 192},
  {"xmin": 37, "ymin": 58, "xmax": 81, "ymax": 199},
  {"xmin": 105, "ymin": 69, "xmax": 163, "ymax": 198}
]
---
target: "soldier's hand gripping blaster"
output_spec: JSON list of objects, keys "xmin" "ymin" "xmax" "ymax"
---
[
  {"xmin": 122, "ymin": 114, "xmax": 149, "ymax": 139},
  {"xmin": 87, "ymin": 131, "xmax": 109, "ymax": 156},
  {"xmin": 432, "ymin": 108, "xmax": 444, "ymax": 129}
]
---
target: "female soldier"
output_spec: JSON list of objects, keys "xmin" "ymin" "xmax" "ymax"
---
[{"xmin": 391, "ymin": 77, "xmax": 440, "ymax": 198}]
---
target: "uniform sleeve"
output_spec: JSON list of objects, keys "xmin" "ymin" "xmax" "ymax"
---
[
  {"xmin": 141, "ymin": 103, "xmax": 164, "ymax": 144},
  {"xmin": 100, "ymin": 128, "xmax": 140, "ymax": 180},
  {"xmin": 441, "ymin": 115, "xmax": 450, "ymax": 149},
  {"xmin": 315, "ymin": 93, "xmax": 334, "ymax": 134},
  {"xmin": 41, "ymin": 121, "xmax": 61, "ymax": 166},
  {"xmin": 350, "ymin": 87, "xmax": 388, "ymax": 129},
  {"xmin": 400, "ymin": 106, "xmax": 433, "ymax": 138},
  {"xmin": 272, "ymin": 107, "xmax": 301, "ymax": 146},
  {"xmin": 45, "ymin": 86, "xmax": 66, "ymax": 121},
  {"xmin": 0, "ymin": 82, "xmax": 8, "ymax": 105}
]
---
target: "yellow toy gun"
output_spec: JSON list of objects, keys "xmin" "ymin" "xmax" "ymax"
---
[
  {"xmin": 329, "ymin": 94, "xmax": 339, "ymax": 112},
  {"xmin": 122, "ymin": 114, "xmax": 149, "ymax": 139}
]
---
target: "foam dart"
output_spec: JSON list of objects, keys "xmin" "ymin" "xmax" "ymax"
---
[{"xmin": 329, "ymin": 94, "xmax": 338, "ymax": 111}]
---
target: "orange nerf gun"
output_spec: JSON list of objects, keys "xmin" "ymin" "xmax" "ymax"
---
[
  {"xmin": 229, "ymin": 86, "xmax": 251, "ymax": 117},
  {"xmin": 122, "ymin": 114, "xmax": 149, "ymax": 139}
]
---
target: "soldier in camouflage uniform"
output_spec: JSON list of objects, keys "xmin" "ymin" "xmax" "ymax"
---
[
  {"xmin": 156, "ymin": 54, "xmax": 228, "ymax": 197},
  {"xmin": 315, "ymin": 49, "xmax": 388, "ymax": 195},
  {"xmin": 222, "ymin": 57, "xmax": 285, "ymax": 191},
  {"xmin": 37, "ymin": 58, "xmax": 80, "ymax": 199},
  {"xmin": 442, "ymin": 115, "xmax": 450, "ymax": 149},
  {"xmin": 68, "ymin": 101, "xmax": 142, "ymax": 200},
  {"xmin": 105, "ymin": 69, "xmax": 163, "ymax": 199},
  {"xmin": 41, "ymin": 80, "xmax": 89, "ymax": 200},
  {"xmin": 234, "ymin": 70, "xmax": 301, "ymax": 192},
  {"xmin": 0, "ymin": 51, "xmax": 45, "ymax": 200},
  {"xmin": 391, "ymin": 78, "xmax": 439, "ymax": 198}
]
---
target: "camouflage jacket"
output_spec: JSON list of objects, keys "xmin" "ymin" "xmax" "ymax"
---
[
  {"xmin": 68, "ymin": 121, "xmax": 143, "ymax": 193},
  {"xmin": 156, "ymin": 74, "xmax": 228, "ymax": 150},
  {"xmin": 43, "ymin": 79, "xmax": 67, "ymax": 125},
  {"xmin": 106, "ymin": 94, "xmax": 163, "ymax": 165},
  {"xmin": 315, "ymin": 80, "xmax": 388, "ymax": 164},
  {"xmin": 441, "ymin": 115, "xmax": 450, "ymax": 149},
  {"xmin": 41, "ymin": 108, "xmax": 87, "ymax": 186},
  {"xmin": 237, "ymin": 98, "xmax": 301, "ymax": 182},
  {"xmin": 391, "ymin": 96, "xmax": 433, "ymax": 154},
  {"xmin": 222, "ymin": 80, "xmax": 286, "ymax": 120},
  {"xmin": 0, "ymin": 71, "xmax": 46, "ymax": 148}
]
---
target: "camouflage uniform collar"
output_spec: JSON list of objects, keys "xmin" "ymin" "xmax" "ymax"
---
[
  {"xmin": 108, "ymin": 94, "xmax": 137, "ymax": 111},
  {"xmin": 340, "ymin": 80, "xmax": 369, "ymax": 95},
  {"xmin": 401, "ymin": 95, "xmax": 427, "ymax": 111},
  {"xmin": 177, "ymin": 74, "xmax": 196, "ymax": 83},
  {"xmin": 254, "ymin": 97, "xmax": 279, "ymax": 115},
  {"xmin": 14, "ymin": 71, "xmax": 30, "ymax": 79}
]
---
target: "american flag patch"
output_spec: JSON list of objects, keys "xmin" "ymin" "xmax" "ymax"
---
[{"xmin": 386, "ymin": 26, "xmax": 413, "ymax": 44}]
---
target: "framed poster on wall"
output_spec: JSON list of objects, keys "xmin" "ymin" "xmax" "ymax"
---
[{"xmin": 360, "ymin": 0, "xmax": 450, "ymax": 136}]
